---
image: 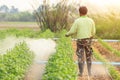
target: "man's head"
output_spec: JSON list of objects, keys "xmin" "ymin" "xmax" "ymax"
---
[{"xmin": 79, "ymin": 6, "xmax": 88, "ymax": 16}]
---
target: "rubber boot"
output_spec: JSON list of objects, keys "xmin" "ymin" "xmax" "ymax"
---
[
  {"xmin": 78, "ymin": 62, "xmax": 84, "ymax": 76},
  {"xmin": 87, "ymin": 62, "xmax": 91, "ymax": 76}
]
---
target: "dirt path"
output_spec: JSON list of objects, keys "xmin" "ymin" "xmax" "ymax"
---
[
  {"xmin": 24, "ymin": 63, "xmax": 45, "ymax": 80},
  {"xmin": 24, "ymin": 39, "xmax": 56, "ymax": 80},
  {"xmin": 93, "ymin": 42, "xmax": 120, "ymax": 62},
  {"xmin": 72, "ymin": 41, "xmax": 111, "ymax": 80}
]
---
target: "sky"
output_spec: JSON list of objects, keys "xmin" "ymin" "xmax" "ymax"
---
[
  {"xmin": 0, "ymin": 0, "xmax": 120, "ymax": 12},
  {"xmin": 0, "ymin": 0, "xmax": 59, "ymax": 11},
  {"xmin": 0, "ymin": 0, "xmax": 43, "ymax": 11}
]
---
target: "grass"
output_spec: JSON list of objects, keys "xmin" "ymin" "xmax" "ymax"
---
[{"xmin": 89, "ymin": 13, "xmax": 120, "ymax": 39}]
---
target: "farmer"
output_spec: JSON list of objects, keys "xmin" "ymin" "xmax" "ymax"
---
[{"xmin": 65, "ymin": 6, "xmax": 96, "ymax": 76}]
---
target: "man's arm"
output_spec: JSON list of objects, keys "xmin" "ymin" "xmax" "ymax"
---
[{"xmin": 65, "ymin": 21, "xmax": 78, "ymax": 37}]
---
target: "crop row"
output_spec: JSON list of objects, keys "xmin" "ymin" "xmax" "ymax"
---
[
  {"xmin": 0, "ymin": 28, "xmax": 55, "ymax": 39},
  {"xmin": 93, "ymin": 48, "xmax": 120, "ymax": 80},
  {"xmin": 0, "ymin": 42, "xmax": 34, "ymax": 80},
  {"xmin": 98, "ymin": 39, "xmax": 120, "ymax": 57},
  {"xmin": 0, "ymin": 28, "xmax": 69, "ymax": 39},
  {"xmin": 42, "ymin": 37, "xmax": 77, "ymax": 80}
]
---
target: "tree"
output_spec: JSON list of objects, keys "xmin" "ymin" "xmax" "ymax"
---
[
  {"xmin": 10, "ymin": 6, "xmax": 18, "ymax": 13},
  {"xmin": 34, "ymin": 0, "xmax": 71, "ymax": 32},
  {"xmin": 0, "ymin": 5, "xmax": 9, "ymax": 13}
]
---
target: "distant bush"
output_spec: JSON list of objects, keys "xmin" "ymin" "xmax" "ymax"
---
[{"xmin": 34, "ymin": 0, "xmax": 72, "ymax": 32}]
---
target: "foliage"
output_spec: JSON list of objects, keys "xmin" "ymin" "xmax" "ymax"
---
[
  {"xmin": 34, "ymin": 0, "xmax": 71, "ymax": 32},
  {"xmin": 0, "ymin": 28, "xmax": 37, "ymax": 39},
  {"xmin": 0, "ymin": 28, "xmax": 54, "ymax": 39},
  {"xmin": 0, "ymin": 42, "xmax": 34, "ymax": 80},
  {"xmin": 0, "ymin": 30, "xmax": 6, "ymax": 39},
  {"xmin": 55, "ymin": 29, "xmax": 67, "ymax": 38},
  {"xmin": 42, "ymin": 37, "xmax": 77, "ymax": 80},
  {"xmin": 0, "ymin": 12, "xmax": 35, "ymax": 22},
  {"xmin": 39, "ymin": 29, "xmax": 54, "ymax": 38},
  {"xmin": 0, "ymin": 5, "xmax": 35, "ymax": 22},
  {"xmin": 0, "ymin": 5, "xmax": 18, "ymax": 13},
  {"xmin": 88, "ymin": 13, "xmax": 120, "ymax": 39}
]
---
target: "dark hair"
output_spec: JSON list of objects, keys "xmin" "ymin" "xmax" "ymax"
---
[{"xmin": 79, "ymin": 6, "xmax": 88, "ymax": 15}]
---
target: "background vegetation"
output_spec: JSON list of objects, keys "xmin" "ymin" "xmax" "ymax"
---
[
  {"xmin": 0, "ymin": 5, "xmax": 35, "ymax": 22},
  {"xmin": 34, "ymin": 0, "xmax": 72, "ymax": 32},
  {"xmin": 89, "ymin": 13, "xmax": 120, "ymax": 39},
  {"xmin": 1, "ymin": 0, "xmax": 120, "ymax": 39}
]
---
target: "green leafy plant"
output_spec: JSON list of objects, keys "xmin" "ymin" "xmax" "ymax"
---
[
  {"xmin": 0, "ymin": 28, "xmax": 55, "ymax": 39},
  {"xmin": 38, "ymin": 29, "xmax": 54, "ymax": 38},
  {"xmin": 0, "ymin": 42, "xmax": 34, "ymax": 80},
  {"xmin": 42, "ymin": 37, "xmax": 77, "ymax": 80}
]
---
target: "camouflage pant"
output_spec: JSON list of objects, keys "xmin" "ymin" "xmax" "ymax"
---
[{"xmin": 76, "ymin": 38, "xmax": 93, "ymax": 75}]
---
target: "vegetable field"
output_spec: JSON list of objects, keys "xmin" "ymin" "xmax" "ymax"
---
[
  {"xmin": 0, "ymin": 29, "xmax": 120, "ymax": 80},
  {"xmin": 1, "ymin": 0, "xmax": 120, "ymax": 79}
]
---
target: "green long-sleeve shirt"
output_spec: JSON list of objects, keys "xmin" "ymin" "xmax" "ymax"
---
[{"xmin": 66, "ymin": 16, "xmax": 96, "ymax": 39}]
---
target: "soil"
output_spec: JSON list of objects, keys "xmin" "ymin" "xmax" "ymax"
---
[
  {"xmin": 99, "ymin": 42, "xmax": 120, "ymax": 74},
  {"xmin": 93, "ymin": 42, "xmax": 120, "ymax": 78},
  {"xmin": 109, "ymin": 42, "xmax": 120, "ymax": 51},
  {"xmin": 23, "ymin": 39, "xmax": 56, "ymax": 80},
  {"xmin": 24, "ymin": 63, "xmax": 45, "ymax": 80},
  {"xmin": 93, "ymin": 42, "xmax": 120, "ymax": 62}
]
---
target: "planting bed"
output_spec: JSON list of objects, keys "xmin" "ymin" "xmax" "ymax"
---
[
  {"xmin": 0, "ymin": 35, "xmax": 120, "ymax": 80},
  {"xmin": 93, "ymin": 42, "xmax": 120, "ymax": 62},
  {"xmin": 0, "ymin": 37, "xmax": 56, "ymax": 80},
  {"xmin": 93, "ymin": 41, "xmax": 120, "ymax": 76},
  {"xmin": 109, "ymin": 42, "xmax": 120, "ymax": 51}
]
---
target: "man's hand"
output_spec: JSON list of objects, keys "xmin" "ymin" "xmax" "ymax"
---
[{"xmin": 65, "ymin": 34, "xmax": 69, "ymax": 37}]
